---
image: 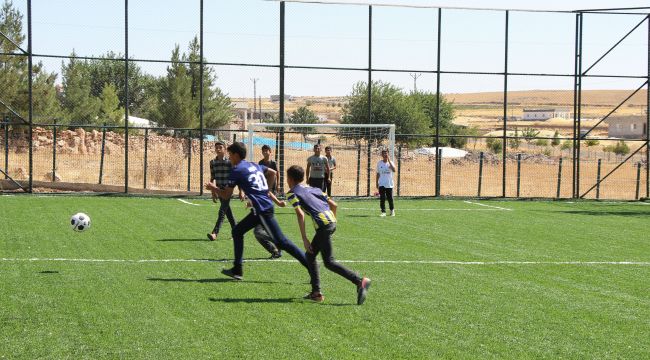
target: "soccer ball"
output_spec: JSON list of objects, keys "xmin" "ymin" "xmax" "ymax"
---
[{"xmin": 70, "ymin": 213, "xmax": 91, "ymax": 232}]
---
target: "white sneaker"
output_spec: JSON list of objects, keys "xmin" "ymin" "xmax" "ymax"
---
[
  {"xmin": 390, "ymin": 210, "xmax": 395, "ymax": 217},
  {"xmin": 380, "ymin": 212, "xmax": 386, "ymax": 217}
]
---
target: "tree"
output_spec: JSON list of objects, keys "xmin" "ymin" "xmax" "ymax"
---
[
  {"xmin": 551, "ymin": 130, "xmax": 561, "ymax": 147},
  {"xmin": 86, "ymin": 52, "xmax": 146, "ymax": 111},
  {"xmin": 290, "ymin": 106, "xmax": 318, "ymax": 143},
  {"xmin": 341, "ymin": 81, "xmax": 436, "ymax": 146},
  {"xmin": 522, "ymin": 127, "xmax": 540, "ymax": 144},
  {"xmin": 98, "ymin": 83, "xmax": 123, "ymax": 126},
  {"xmin": 612, "ymin": 140, "xmax": 630, "ymax": 157},
  {"xmin": 60, "ymin": 54, "xmax": 101, "ymax": 125},
  {"xmin": 407, "ymin": 91, "xmax": 460, "ymax": 147},
  {"xmin": 509, "ymin": 127, "xmax": 521, "ymax": 150},
  {"xmin": 486, "ymin": 138, "xmax": 502, "ymax": 154},
  {"xmin": 156, "ymin": 45, "xmax": 195, "ymax": 129}
]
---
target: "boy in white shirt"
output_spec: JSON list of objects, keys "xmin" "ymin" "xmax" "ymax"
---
[{"xmin": 376, "ymin": 149, "xmax": 396, "ymax": 217}]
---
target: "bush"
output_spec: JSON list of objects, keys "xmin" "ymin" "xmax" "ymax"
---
[
  {"xmin": 534, "ymin": 139, "xmax": 549, "ymax": 147},
  {"xmin": 486, "ymin": 138, "xmax": 502, "ymax": 154}
]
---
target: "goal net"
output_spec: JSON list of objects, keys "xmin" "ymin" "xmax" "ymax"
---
[{"xmin": 247, "ymin": 123, "xmax": 395, "ymax": 197}]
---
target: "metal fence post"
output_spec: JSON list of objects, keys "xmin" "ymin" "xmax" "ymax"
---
[
  {"xmin": 596, "ymin": 158, "xmax": 602, "ymax": 199},
  {"xmin": 3, "ymin": 122, "xmax": 8, "ymax": 179},
  {"xmin": 435, "ymin": 8, "xmax": 442, "ymax": 198},
  {"xmin": 356, "ymin": 143, "xmax": 361, "ymax": 196},
  {"xmin": 187, "ymin": 133, "xmax": 192, "ymax": 192},
  {"xmin": 144, "ymin": 128, "xmax": 148, "ymax": 189},
  {"xmin": 27, "ymin": 0, "xmax": 33, "ymax": 193},
  {"xmin": 516, "ymin": 153, "xmax": 522, "ymax": 198},
  {"xmin": 634, "ymin": 163, "xmax": 641, "ymax": 200},
  {"xmin": 502, "ymin": 10, "xmax": 509, "ymax": 198},
  {"xmin": 366, "ymin": 142, "xmax": 372, "ymax": 196},
  {"xmin": 478, "ymin": 152, "xmax": 484, "ymax": 197},
  {"xmin": 124, "ymin": 0, "xmax": 130, "ymax": 194},
  {"xmin": 52, "ymin": 120, "xmax": 56, "ymax": 181},
  {"xmin": 99, "ymin": 123, "xmax": 106, "ymax": 184},
  {"xmin": 199, "ymin": 0, "xmax": 204, "ymax": 196},
  {"xmin": 557, "ymin": 158, "xmax": 563, "ymax": 198},
  {"xmin": 437, "ymin": 148, "xmax": 443, "ymax": 195},
  {"xmin": 397, "ymin": 145, "xmax": 402, "ymax": 196}
]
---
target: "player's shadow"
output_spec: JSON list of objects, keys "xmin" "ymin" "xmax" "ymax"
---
[
  {"xmin": 209, "ymin": 297, "xmax": 296, "ymax": 304},
  {"xmin": 38, "ymin": 270, "xmax": 59, "ymax": 274},
  {"xmin": 156, "ymin": 238, "xmax": 209, "ymax": 242},
  {"xmin": 346, "ymin": 214, "xmax": 373, "ymax": 218},
  {"xmin": 147, "ymin": 277, "xmax": 294, "ymax": 285}
]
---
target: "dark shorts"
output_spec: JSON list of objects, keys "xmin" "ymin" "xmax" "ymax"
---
[{"xmin": 308, "ymin": 177, "xmax": 325, "ymax": 191}]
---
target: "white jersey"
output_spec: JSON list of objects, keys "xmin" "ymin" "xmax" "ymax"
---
[{"xmin": 377, "ymin": 160, "xmax": 394, "ymax": 188}]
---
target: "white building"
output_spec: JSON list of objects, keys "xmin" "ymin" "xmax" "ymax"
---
[{"xmin": 522, "ymin": 108, "xmax": 571, "ymax": 121}]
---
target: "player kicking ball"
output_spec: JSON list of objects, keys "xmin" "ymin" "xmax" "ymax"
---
[
  {"xmin": 205, "ymin": 142, "xmax": 308, "ymax": 280},
  {"xmin": 278, "ymin": 165, "xmax": 371, "ymax": 305}
]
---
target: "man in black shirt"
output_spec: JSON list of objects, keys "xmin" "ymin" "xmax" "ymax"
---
[{"xmin": 259, "ymin": 144, "xmax": 280, "ymax": 194}]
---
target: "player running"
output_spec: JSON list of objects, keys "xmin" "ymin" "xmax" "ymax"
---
[
  {"xmin": 205, "ymin": 142, "xmax": 308, "ymax": 280},
  {"xmin": 278, "ymin": 165, "xmax": 371, "ymax": 305}
]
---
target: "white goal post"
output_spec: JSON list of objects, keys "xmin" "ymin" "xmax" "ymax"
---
[
  {"xmin": 246, "ymin": 123, "xmax": 396, "ymax": 196},
  {"xmin": 247, "ymin": 123, "xmax": 396, "ymax": 161}
]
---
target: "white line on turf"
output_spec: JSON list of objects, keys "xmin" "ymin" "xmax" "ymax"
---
[
  {"xmin": 463, "ymin": 201, "xmax": 513, "ymax": 211},
  {"xmin": 339, "ymin": 207, "xmax": 504, "ymax": 211},
  {"xmin": 2, "ymin": 258, "xmax": 649, "ymax": 266},
  {"xmin": 177, "ymin": 199, "xmax": 200, "ymax": 206}
]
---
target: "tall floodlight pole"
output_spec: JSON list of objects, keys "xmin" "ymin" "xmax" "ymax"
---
[{"xmin": 409, "ymin": 73, "xmax": 421, "ymax": 93}]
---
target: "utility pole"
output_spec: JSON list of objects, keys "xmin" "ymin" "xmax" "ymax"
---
[
  {"xmin": 409, "ymin": 73, "xmax": 421, "ymax": 93},
  {"xmin": 251, "ymin": 78, "xmax": 259, "ymax": 121},
  {"xmin": 258, "ymin": 95, "xmax": 262, "ymax": 121}
]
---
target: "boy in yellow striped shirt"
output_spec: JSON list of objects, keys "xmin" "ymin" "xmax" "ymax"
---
[{"xmin": 279, "ymin": 165, "xmax": 371, "ymax": 305}]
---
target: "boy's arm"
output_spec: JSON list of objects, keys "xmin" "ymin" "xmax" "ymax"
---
[
  {"xmin": 264, "ymin": 168, "xmax": 277, "ymax": 191},
  {"xmin": 268, "ymin": 191, "xmax": 286, "ymax": 207},
  {"xmin": 306, "ymin": 160, "xmax": 311, "ymax": 180},
  {"xmin": 327, "ymin": 198, "xmax": 337, "ymax": 217},
  {"xmin": 324, "ymin": 158, "xmax": 330, "ymax": 178},
  {"xmin": 375, "ymin": 170, "xmax": 380, "ymax": 190},
  {"xmin": 293, "ymin": 207, "xmax": 312, "ymax": 253},
  {"xmin": 389, "ymin": 159, "xmax": 396, "ymax": 172}
]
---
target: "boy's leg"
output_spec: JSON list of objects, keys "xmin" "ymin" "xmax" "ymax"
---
[
  {"xmin": 229, "ymin": 211, "xmax": 259, "ymax": 273},
  {"xmin": 258, "ymin": 212, "xmax": 308, "ymax": 268},
  {"xmin": 223, "ymin": 198, "xmax": 237, "ymax": 228},
  {"xmin": 212, "ymin": 197, "xmax": 229, "ymax": 235},
  {"xmin": 313, "ymin": 224, "xmax": 361, "ymax": 286},
  {"xmin": 326, "ymin": 174, "xmax": 332, "ymax": 197},
  {"xmin": 386, "ymin": 187, "xmax": 394, "ymax": 211},
  {"xmin": 253, "ymin": 225, "xmax": 280, "ymax": 256},
  {"xmin": 379, "ymin": 186, "xmax": 386, "ymax": 213}
]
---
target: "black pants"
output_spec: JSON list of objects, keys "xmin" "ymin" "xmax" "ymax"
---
[
  {"xmin": 308, "ymin": 177, "xmax": 325, "ymax": 192},
  {"xmin": 253, "ymin": 225, "xmax": 279, "ymax": 255},
  {"xmin": 231, "ymin": 209, "xmax": 308, "ymax": 272},
  {"xmin": 379, "ymin": 186, "xmax": 394, "ymax": 213},
  {"xmin": 306, "ymin": 223, "xmax": 361, "ymax": 293},
  {"xmin": 213, "ymin": 197, "xmax": 236, "ymax": 235},
  {"xmin": 325, "ymin": 174, "xmax": 333, "ymax": 197}
]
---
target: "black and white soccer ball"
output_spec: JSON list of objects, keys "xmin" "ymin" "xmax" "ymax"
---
[{"xmin": 70, "ymin": 212, "xmax": 91, "ymax": 232}]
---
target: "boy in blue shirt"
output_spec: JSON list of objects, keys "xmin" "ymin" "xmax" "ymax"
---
[
  {"xmin": 205, "ymin": 142, "xmax": 308, "ymax": 280},
  {"xmin": 281, "ymin": 165, "xmax": 371, "ymax": 305}
]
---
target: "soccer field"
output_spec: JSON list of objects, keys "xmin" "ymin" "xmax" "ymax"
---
[{"xmin": 1, "ymin": 195, "xmax": 650, "ymax": 359}]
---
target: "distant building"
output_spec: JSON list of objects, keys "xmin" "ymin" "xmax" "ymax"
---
[
  {"xmin": 270, "ymin": 94, "xmax": 294, "ymax": 102},
  {"xmin": 605, "ymin": 116, "xmax": 648, "ymax": 139},
  {"xmin": 522, "ymin": 108, "xmax": 571, "ymax": 121}
]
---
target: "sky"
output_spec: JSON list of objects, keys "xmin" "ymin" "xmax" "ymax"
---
[{"xmin": 8, "ymin": 0, "xmax": 650, "ymax": 98}]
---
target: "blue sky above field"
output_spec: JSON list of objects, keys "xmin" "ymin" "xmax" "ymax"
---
[{"xmin": 12, "ymin": 0, "xmax": 650, "ymax": 96}]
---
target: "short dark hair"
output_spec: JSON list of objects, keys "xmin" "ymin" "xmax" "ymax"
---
[
  {"xmin": 261, "ymin": 144, "xmax": 271, "ymax": 151},
  {"xmin": 381, "ymin": 149, "xmax": 388, "ymax": 154},
  {"xmin": 313, "ymin": 144, "xmax": 321, "ymax": 150},
  {"xmin": 287, "ymin": 165, "xmax": 305, "ymax": 183},
  {"xmin": 325, "ymin": 146, "xmax": 332, "ymax": 151},
  {"xmin": 227, "ymin": 142, "xmax": 247, "ymax": 159}
]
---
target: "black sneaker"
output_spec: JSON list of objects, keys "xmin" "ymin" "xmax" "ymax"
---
[
  {"xmin": 221, "ymin": 267, "xmax": 243, "ymax": 281},
  {"xmin": 303, "ymin": 291, "xmax": 324, "ymax": 302},
  {"xmin": 270, "ymin": 250, "xmax": 282, "ymax": 259},
  {"xmin": 207, "ymin": 233, "xmax": 217, "ymax": 241},
  {"xmin": 356, "ymin": 277, "xmax": 371, "ymax": 305}
]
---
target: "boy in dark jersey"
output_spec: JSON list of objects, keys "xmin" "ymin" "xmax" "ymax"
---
[
  {"xmin": 281, "ymin": 165, "xmax": 371, "ymax": 305},
  {"xmin": 205, "ymin": 142, "xmax": 308, "ymax": 280}
]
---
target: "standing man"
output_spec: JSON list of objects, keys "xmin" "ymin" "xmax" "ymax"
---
[
  {"xmin": 259, "ymin": 144, "xmax": 280, "ymax": 195},
  {"xmin": 324, "ymin": 146, "xmax": 337, "ymax": 197},
  {"xmin": 306, "ymin": 144, "xmax": 329, "ymax": 192},
  {"xmin": 207, "ymin": 140, "xmax": 238, "ymax": 241},
  {"xmin": 205, "ymin": 142, "xmax": 308, "ymax": 280},
  {"xmin": 376, "ymin": 149, "xmax": 396, "ymax": 217}
]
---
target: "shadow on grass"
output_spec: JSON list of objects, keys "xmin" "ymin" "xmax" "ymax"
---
[
  {"xmin": 347, "ymin": 214, "xmax": 373, "ymax": 218},
  {"xmin": 156, "ymin": 238, "xmax": 210, "ymax": 242},
  {"xmin": 38, "ymin": 270, "xmax": 59, "ymax": 274},
  {"xmin": 209, "ymin": 297, "xmax": 297, "ymax": 304},
  {"xmin": 208, "ymin": 297, "xmax": 356, "ymax": 306},
  {"xmin": 557, "ymin": 210, "xmax": 650, "ymax": 217},
  {"xmin": 147, "ymin": 277, "xmax": 294, "ymax": 285}
]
